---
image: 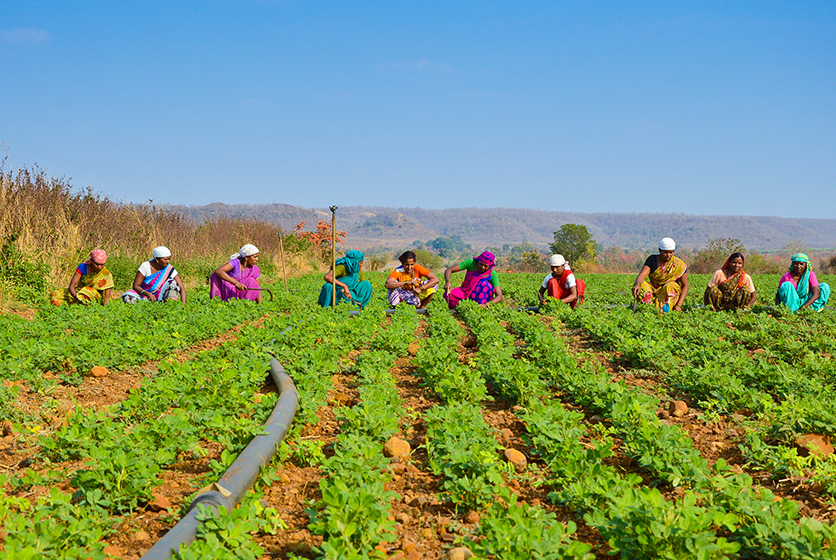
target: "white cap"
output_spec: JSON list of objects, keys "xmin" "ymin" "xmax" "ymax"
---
[
  {"xmin": 549, "ymin": 254, "xmax": 566, "ymax": 266},
  {"xmin": 152, "ymin": 246, "xmax": 171, "ymax": 258},
  {"xmin": 659, "ymin": 237, "xmax": 676, "ymax": 251}
]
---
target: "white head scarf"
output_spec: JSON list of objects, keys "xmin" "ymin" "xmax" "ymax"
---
[
  {"xmin": 231, "ymin": 244, "xmax": 259, "ymax": 259},
  {"xmin": 549, "ymin": 254, "xmax": 566, "ymax": 266},
  {"xmin": 152, "ymin": 246, "xmax": 171, "ymax": 259},
  {"xmin": 659, "ymin": 237, "xmax": 676, "ymax": 251}
]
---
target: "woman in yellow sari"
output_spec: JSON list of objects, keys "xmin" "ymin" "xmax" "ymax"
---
[
  {"xmin": 631, "ymin": 238, "xmax": 689, "ymax": 312},
  {"xmin": 50, "ymin": 249, "xmax": 114, "ymax": 306}
]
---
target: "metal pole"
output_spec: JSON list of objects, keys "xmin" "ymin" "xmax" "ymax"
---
[
  {"xmin": 278, "ymin": 233, "xmax": 288, "ymax": 292},
  {"xmin": 329, "ymin": 206, "xmax": 338, "ymax": 308}
]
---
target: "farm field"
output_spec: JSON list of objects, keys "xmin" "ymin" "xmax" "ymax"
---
[{"xmin": 2, "ymin": 272, "xmax": 836, "ymax": 559}]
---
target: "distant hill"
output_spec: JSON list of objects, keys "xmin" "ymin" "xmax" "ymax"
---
[{"xmin": 167, "ymin": 203, "xmax": 836, "ymax": 252}]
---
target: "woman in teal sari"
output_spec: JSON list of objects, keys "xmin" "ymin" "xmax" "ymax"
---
[
  {"xmin": 775, "ymin": 253, "xmax": 830, "ymax": 312},
  {"xmin": 318, "ymin": 250, "xmax": 373, "ymax": 308}
]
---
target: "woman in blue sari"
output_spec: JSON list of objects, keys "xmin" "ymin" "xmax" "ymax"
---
[
  {"xmin": 122, "ymin": 246, "xmax": 187, "ymax": 304},
  {"xmin": 318, "ymin": 250, "xmax": 373, "ymax": 308},
  {"xmin": 775, "ymin": 253, "xmax": 830, "ymax": 312}
]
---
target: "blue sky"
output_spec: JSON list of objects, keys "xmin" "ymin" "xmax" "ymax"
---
[{"xmin": 2, "ymin": 2, "xmax": 834, "ymax": 218}]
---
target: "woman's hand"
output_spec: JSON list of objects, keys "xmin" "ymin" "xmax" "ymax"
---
[
  {"xmin": 142, "ymin": 290, "xmax": 157, "ymax": 301},
  {"xmin": 234, "ymin": 280, "xmax": 246, "ymax": 291}
]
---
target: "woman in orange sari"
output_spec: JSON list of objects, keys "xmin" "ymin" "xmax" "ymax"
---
[
  {"xmin": 631, "ymin": 238, "xmax": 689, "ymax": 312},
  {"xmin": 704, "ymin": 252, "xmax": 756, "ymax": 311}
]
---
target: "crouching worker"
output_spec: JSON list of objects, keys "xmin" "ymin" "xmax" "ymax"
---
[
  {"xmin": 538, "ymin": 254, "xmax": 585, "ymax": 308},
  {"xmin": 385, "ymin": 251, "xmax": 439, "ymax": 309},
  {"xmin": 775, "ymin": 253, "xmax": 830, "ymax": 312},
  {"xmin": 50, "ymin": 249, "xmax": 114, "ymax": 306},
  {"xmin": 443, "ymin": 251, "xmax": 503, "ymax": 309},
  {"xmin": 318, "ymin": 250, "xmax": 373, "ymax": 308},
  {"xmin": 122, "ymin": 246, "xmax": 187, "ymax": 304}
]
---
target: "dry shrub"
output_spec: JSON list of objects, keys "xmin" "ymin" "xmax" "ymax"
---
[{"xmin": 0, "ymin": 163, "xmax": 316, "ymax": 293}]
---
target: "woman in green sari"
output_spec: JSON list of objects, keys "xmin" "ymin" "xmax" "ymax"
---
[
  {"xmin": 50, "ymin": 249, "xmax": 114, "ymax": 306},
  {"xmin": 318, "ymin": 250, "xmax": 373, "ymax": 308},
  {"xmin": 632, "ymin": 238, "xmax": 689, "ymax": 312},
  {"xmin": 775, "ymin": 253, "xmax": 831, "ymax": 312}
]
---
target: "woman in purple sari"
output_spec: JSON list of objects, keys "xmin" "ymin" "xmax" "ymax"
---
[
  {"xmin": 209, "ymin": 244, "xmax": 263, "ymax": 303},
  {"xmin": 442, "ymin": 251, "xmax": 504, "ymax": 309}
]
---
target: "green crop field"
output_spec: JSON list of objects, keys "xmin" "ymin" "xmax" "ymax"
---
[{"xmin": 1, "ymin": 272, "xmax": 835, "ymax": 559}]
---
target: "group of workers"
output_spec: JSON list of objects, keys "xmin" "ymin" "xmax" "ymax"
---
[
  {"xmin": 50, "ymin": 244, "xmax": 265, "ymax": 306},
  {"xmin": 51, "ymin": 238, "xmax": 830, "ymax": 314},
  {"xmin": 317, "ymin": 237, "xmax": 831, "ymax": 313}
]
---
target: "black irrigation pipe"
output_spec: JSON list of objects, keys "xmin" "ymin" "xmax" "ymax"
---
[{"xmin": 142, "ymin": 357, "xmax": 298, "ymax": 560}]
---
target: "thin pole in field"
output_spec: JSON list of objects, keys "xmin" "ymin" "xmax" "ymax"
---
[
  {"xmin": 329, "ymin": 206, "xmax": 338, "ymax": 308},
  {"xmin": 278, "ymin": 232, "xmax": 288, "ymax": 292}
]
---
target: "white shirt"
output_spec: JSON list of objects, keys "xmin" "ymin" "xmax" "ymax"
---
[{"xmin": 542, "ymin": 270, "xmax": 576, "ymax": 290}]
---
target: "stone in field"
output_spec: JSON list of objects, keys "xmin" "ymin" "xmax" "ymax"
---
[
  {"xmin": 441, "ymin": 547, "xmax": 474, "ymax": 560},
  {"xmin": 89, "ymin": 366, "xmax": 109, "ymax": 377},
  {"xmin": 2, "ymin": 421, "xmax": 13, "ymax": 436},
  {"xmin": 795, "ymin": 434, "xmax": 834, "ymax": 458},
  {"xmin": 384, "ymin": 436, "xmax": 411, "ymax": 460},
  {"xmin": 503, "ymin": 448, "xmax": 527, "ymax": 472},
  {"xmin": 669, "ymin": 400, "xmax": 688, "ymax": 417},
  {"xmin": 407, "ymin": 342, "xmax": 420, "ymax": 356}
]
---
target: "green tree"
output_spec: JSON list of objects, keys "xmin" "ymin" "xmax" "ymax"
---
[{"xmin": 549, "ymin": 224, "xmax": 595, "ymax": 266}]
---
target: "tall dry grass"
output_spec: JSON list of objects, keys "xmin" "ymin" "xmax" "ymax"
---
[{"xmin": 0, "ymin": 163, "xmax": 317, "ymax": 293}]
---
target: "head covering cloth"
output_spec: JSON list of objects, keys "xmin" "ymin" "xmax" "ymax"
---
[
  {"xmin": 721, "ymin": 252, "xmax": 746, "ymax": 289},
  {"xmin": 336, "ymin": 250, "xmax": 365, "ymax": 275},
  {"xmin": 549, "ymin": 254, "xmax": 566, "ymax": 267},
  {"xmin": 659, "ymin": 238, "xmax": 676, "ymax": 251},
  {"xmin": 231, "ymin": 244, "xmax": 259, "ymax": 260},
  {"xmin": 475, "ymin": 251, "xmax": 495, "ymax": 267},
  {"xmin": 153, "ymin": 246, "xmax": 172, "ymax": 259},
  {"xmin": 87, "ymin": 249, "xmax": 108, "ymax": 265}
]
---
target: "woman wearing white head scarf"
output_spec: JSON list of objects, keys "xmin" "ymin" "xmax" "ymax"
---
[
  {"xmin": 122, "ymin": 246, "xmax": 187, "ymax": 304},
  {"xmin": 631, "ymin": 238, "xmax": 689, "ymax": 312},
  {"xmin": 209, "ymin": 244, "xmax": 263, "ymax": 302}
]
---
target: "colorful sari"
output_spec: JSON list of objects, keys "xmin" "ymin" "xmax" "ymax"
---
[
  {"xmin": 122, "ymin": 263, "xmax": 181, "ymax": 303},
  {"xmin": 209, "ymin": 259, "xmax": 261, "ymax": 302},
  {"xmin": 318, "ymin": 250, "xmax": 373, "ymax": 308},
  {"xmin": 777, "ymin": 254, "xmax": 831, "ymax": 312},
  {"xmin": 50, "ymin": 263, "xmax": 115, "ymax": 306},
  {"xmin": 706, "ymin": 270, "xmax": 750, "ymax": 311},
  {"xmin": 639, "ymin": 255, "xmax": 687, "ymax": 311},
  {"xmin": 444, "ymin": 252, "xmax": 497, "ymax": 309}
]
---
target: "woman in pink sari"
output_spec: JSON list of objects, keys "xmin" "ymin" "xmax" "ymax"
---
[
  {"xmin": 209, "ymin": 244, "xmax": 263, "ymax": 303},
  {"xmin": 442, "ymin": 251, "xmax": 503, "ymax": 309}
]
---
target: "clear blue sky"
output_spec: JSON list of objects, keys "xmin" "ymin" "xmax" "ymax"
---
[{"xmin": 2, "ymin": 2, "xmax": 834, "ymax": 218}]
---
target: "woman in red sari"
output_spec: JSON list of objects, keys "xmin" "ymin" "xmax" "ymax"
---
[{"xmin": 704, "ymin": 252, "xmax": 756, "ymax": 311}]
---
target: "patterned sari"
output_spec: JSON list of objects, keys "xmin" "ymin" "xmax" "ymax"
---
[
  {"xmin": 706, "ymin": 270, "xmax": 749, "ymax": 311},
  {"xmin": 122, "ymin": 263, "xmax": 180, "ymax": 303},
  {"xmin": 639, "ymin": 255, "xmax": 687, "ymax": 310},
  {"xmin": 444, "ymin": 253, "xmax": 497, "ymax": 309},
  {"xmin": 50, "ymin": 263, "xmax": 115, "ymax": 306}
]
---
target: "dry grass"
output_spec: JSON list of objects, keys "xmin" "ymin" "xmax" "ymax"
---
[{"xmin": 0, "ymin": 163, "xmax": 320, "ymax": 294}]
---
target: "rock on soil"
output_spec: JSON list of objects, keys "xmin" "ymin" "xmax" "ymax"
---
[
  {"xmin": 440, "ymin": 547, "xmax": 474, "ymax": 560},
  {"xmin": 795, "ymin": 434, "xmax": 835, "ymax": 458},
  {"xmin": 89, "ymin": 366, "xmax": 110, "ymax": 377},
  {"xmin": 503, "ymin": 448, "xmax": 527, "ymax": 472},
  {"xmin": 384, "ymin": 436, "xmax": 411, "ymax": 460},
  {"xmin": 669, "ymin": 400, "xmax": 688, "ymax": 417}
]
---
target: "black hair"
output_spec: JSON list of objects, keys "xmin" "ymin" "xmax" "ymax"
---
[{"xmin": 399, "ymin": 251, "xmax": 416, "ymax": 264}]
